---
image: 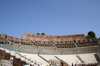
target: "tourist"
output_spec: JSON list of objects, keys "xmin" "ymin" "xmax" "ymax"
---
[{"xmin": 75, "ymin": 61, "xmax": 78, "ymax": 66}]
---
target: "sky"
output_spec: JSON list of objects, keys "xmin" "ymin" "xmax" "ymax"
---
[{"xmin": 0, "ymin": 0, "xmax": 100, "ymax": 38}]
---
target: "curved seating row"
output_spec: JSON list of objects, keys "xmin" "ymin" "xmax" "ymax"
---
[{"xmin": 0, "ymin": 47, "xmax": 98, "ymax": 66}]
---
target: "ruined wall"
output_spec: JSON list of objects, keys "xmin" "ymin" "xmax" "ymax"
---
[
  {"xmin": 0, "ymin": 34, "xmax": 31, "ymax": 43},
  {"xmin": 0, "ymin": 34, "xmax": 98, "ymax": 45},
  {"xmin": 22, "ymin": 33, "xmax": 85, "ymax": 42}
]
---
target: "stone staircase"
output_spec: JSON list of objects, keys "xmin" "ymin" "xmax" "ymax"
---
[{"xmin": 76, "ymin": 55, "xmax": 85, "ymax": 63}]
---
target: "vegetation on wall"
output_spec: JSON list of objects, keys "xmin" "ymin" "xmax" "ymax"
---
[
  {"xmin": 37, "ymin": 33, "xmax": 40, "ymax": 35},
  {"xmin": 41, "ymin": 33, "xmax": 45, "ymax": 35},
  {"xmin": 37, "ymin": 33, "xmax": 45, "ymax": 35},
  {"xmin": 86, "ymin": 31, "xmax": 96, "ymax": 38}
]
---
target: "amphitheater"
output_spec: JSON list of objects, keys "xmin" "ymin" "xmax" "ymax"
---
[{"xmin": 0, "ymin": 33, "xmax": 100, "ymax": 66}]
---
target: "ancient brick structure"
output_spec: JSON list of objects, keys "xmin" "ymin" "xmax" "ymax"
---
[
  {"xmin": 22, "ymin": 33, "xmax": 85, "ymax": 42},
  {"xmin": 0, "ymin": 33, "xmax": 100, "ymax": 66},
  {"xmin": 0, "ymin": 33, "xmax": 97, "ymax": 45}
]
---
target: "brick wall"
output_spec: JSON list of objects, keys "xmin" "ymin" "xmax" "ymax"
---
[
  {"xmin": 0, "ymin": 34, "xmax": 98, "ymax": 45},
  {"xmin": 22, "ymin": 33, "xmax": 85, "ymax": 42}
]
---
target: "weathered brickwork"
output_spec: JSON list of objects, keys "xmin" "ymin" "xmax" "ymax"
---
[
  {"xmin": 22, "ymin": 33, "xmax": 85, "ymax": 42},
  {"xmin": 0, "ymin": 34, "xmax": 31, "ymax": 42},
  {"xmin": 0, "ymin": 34, "xmax": 97, "ymax": 45}
]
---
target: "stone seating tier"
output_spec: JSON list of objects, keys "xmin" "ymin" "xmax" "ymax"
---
[{"xmin": 0, "ymin": 47, "xmax": 99, "ymax": 66}]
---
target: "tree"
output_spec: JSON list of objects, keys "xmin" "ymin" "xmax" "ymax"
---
[
  {"xmin": 37, "ymin": 33, "xmax": 40, "ymax": 35},
  {"xmin": 41, "ymin": 33, "xmax": 45, "ymax": 35},
  {"xmin": 86, "ymin": 31, "xmax": 96, "ymax": 38}
]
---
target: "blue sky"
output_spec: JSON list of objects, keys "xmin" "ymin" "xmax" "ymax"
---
[{"xmin": 0, "ymin": 0, "xmax": 100, "ymax": 38}]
